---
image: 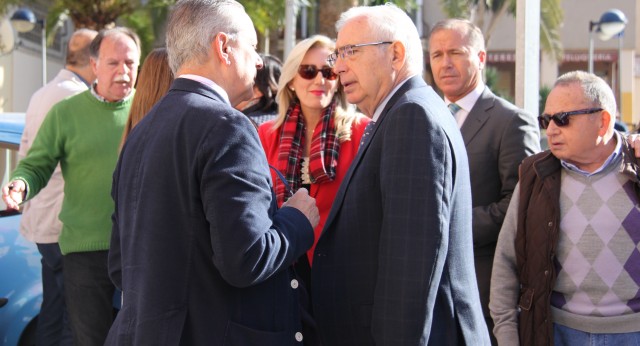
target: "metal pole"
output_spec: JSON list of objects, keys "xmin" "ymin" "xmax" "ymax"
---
[
  {"xmin": 588, "ymin": 28, "xmax": 594, "ymax": 74},
  {"xmin": 617, "ymin": 31, "xmax": 623, "ymax": 111},
  {"xmin": 284, "ymin": 0, "xmax": 296, "ymax": 59},
  {"xmin": 515, "ymin": 0, "xmax": 539, "ymax": 115},
  {"xmin": 40, "ymin": 20, "xmax": 46, "ymax": 86}
]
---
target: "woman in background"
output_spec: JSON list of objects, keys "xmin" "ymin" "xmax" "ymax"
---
[
  {"xmin": 236, "ymin": 53, "xmax": 282, "ymax": 126},
  {"xmin": 258, "ymin": 35, "xmax": 369, "ymax": 268},
  {"xmin": 121, "ymin": 47, "xmax": 173, "ymax": 146}
]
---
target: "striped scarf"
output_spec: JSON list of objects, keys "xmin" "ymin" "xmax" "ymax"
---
[{"xmin": 275, "ymin": 100, "xmax": 340, "ymax": 206}]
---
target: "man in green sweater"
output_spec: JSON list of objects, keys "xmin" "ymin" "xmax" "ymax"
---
[{"xmin": 2, "ymin": 27, "xmax": 140, "ymax": 346}]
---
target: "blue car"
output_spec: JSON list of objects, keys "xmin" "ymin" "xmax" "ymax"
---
[{"xmin": 0, "ymin": 112, "xmax": 41, "ymax": 346}]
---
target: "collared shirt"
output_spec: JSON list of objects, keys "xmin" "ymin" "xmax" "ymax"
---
[
  {"xmin": 371, "ymin": 75, "xmax": 414, "ymax": 122},
  {"xmin": 69, "ymin": 70, "xmax": 91, "ymax": 88},
  {"xmin": 178, "ymin": 74, "xmax": 231, "ymax": 106},
  {"xmin": 445, "ymin": 81, "xmax": 485, "ymax": 128},
  {"xmin": 91, "ymin": 82, "xmax": 135, "ymax": 103},
  {"xmin": 560, "ymin": 131, "xmax": 622, "ymax": 177}
]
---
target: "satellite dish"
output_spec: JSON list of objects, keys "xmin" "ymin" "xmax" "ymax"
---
[{"xmin": 0, "ymin": 18, "xmax": 16, "ymax": 56}]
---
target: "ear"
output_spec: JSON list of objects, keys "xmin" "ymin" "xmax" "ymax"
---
[
  {"xmin": 90, "ymin": 56, "xmax": 98, "ymax": 76},
  {"xmin": 390, "ymin": 41, "xmax": 406, "ymax": 70},
  {"xmin": 598, "ymin": 109, "xmax": 612, "ymax": 136},
  {"xmin": 214, "ymin": 32, "xmax": 232, "ymax": 65},
  {"xmin": 477, "ymin": 50, "xmax": 487, "ymax": 70}
]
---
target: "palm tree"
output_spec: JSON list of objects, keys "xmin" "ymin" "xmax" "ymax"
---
[{"xmin": 439, "ymin": 0, "xmax": 564, "ymax": 61}]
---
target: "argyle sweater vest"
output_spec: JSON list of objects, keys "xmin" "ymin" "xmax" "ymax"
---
[{"xmin": 551, "ymin": 153, "xmax": 640, "ymax": 331}]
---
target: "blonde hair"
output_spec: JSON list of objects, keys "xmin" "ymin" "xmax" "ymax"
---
[{"xmin": 271, "ymin": 35, "xmax": 360, "ymax": 142}]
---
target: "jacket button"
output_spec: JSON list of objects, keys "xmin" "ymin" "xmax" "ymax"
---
[
  {"xmin": 544, "ymin": 270, "xmax": 549, "ymax": 276},
  {"xmin": 548, "ymin": 221, "xmax": 553, "ymax": 227},
  {"xmin": 291, "ymin": 279, "xmax": 299, "ymax": 289},
  {"xmin": 295, "ymin": 332, "xmax": 303, "ymax": 342}
]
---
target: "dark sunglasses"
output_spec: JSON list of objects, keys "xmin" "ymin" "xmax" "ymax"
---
[
  {"xmin": 538, "ymin": 107, "xmax": 603, "ymax": 129},
  {"xmin": 298, "ymin": 65, "xmax": 337, "ymax": 80}
]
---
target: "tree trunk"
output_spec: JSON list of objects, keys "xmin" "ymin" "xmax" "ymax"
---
[{"xmin": 317, "ymin": 0, "xmax": 357, "ymax": 38}]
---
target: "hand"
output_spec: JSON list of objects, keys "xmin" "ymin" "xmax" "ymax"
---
[
  {"xmin": 282, "ymin": 188, "xmax": 320, "ymax": 228},
  {"xmin": 627, "ymin": 134, "xmax": 640, "ymax": 158},
  {"xmin": 2, "ymin": 179, "xmax": 25, "ymax": 210},
  {"xmin": 627, "ymin": 133, "xmax": 640, "ymax": 158}
]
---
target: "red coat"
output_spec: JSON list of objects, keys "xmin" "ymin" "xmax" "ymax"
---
[{"xmin": 258, "ymin": 115, "xmax": 370, "ymax": 264}]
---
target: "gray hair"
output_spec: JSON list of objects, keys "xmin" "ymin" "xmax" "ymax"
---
[
  {"xmin": 554, "ymin": 71, "xmax": 617, "ymax": 119},
  {"xmin": 89, "ymin": 27, "xmax": 141, "ymax": 59},
  {"xmin": 429, "ymin": 18, "xmax": 485, "ymax": 53},
  {"xmin": 336, "ymin": 3, "xmax": 423, "ymax": 75},
  {"xmin": 166, "ymin": 0, "xmax": 245, "ymax": 74}
]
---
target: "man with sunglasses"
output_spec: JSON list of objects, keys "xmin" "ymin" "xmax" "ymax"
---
[
  {"xmin": 311, "ymin": 4, "xmax": 489, "ymax": 345},
  {"xmin": 490, "ymin": 71, "xmax": 640, "ymax": 345},
  {"xmin": 428, "ymin": 20, "xmax": 541, "ymax": 343}
]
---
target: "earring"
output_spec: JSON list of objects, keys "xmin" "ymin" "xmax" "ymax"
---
[{"xmin": 290, "ymin": 87, "xmax": 295, "ymax": 91}]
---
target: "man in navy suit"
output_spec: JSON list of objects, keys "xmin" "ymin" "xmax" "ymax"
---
[
  {"xmin": 106, "ymin": 0, "xmax": 319, "ymax": 345},
  {"xmin": 311, "ymin": 4, "xmax": 490, "ymax": 345},
  {"xmin": 429, "ymin": 19, "xmax": 541, "ymax": 342}
]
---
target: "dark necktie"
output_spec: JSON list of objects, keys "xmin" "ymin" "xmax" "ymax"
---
[{"xmin": 359, "ymin": 121, "xmax": 376, "ymax": 152}]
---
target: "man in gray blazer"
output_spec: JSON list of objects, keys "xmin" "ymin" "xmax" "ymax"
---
[
  {"xmin": 311, "ymin": 5, "xmax": 489, "ymax": 345},
  {"xmin": 429, "ymin": 19, "xmax": 541, "ymax": 342}
]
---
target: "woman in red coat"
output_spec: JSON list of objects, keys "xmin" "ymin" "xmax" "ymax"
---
[{"xmin": 258, "ymin": 35, "xmax": 369, "ymax": 267}]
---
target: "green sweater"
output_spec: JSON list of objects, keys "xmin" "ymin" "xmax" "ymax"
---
[{"xmin": 12, "ymin": 90, "xmax": 131, "ymax": 254}]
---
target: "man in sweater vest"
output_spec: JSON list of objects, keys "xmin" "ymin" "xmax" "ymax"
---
[
  {"xmin": 2, "ymin": 27, "xmax": 140, "ymax": 346},
  {"xmin": 489, "ymin": 70, "xmax": 640, "ymax": 345}
]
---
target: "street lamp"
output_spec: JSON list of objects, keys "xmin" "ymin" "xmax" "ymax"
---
[
  {"xmin": 10, "ymin": 8, "xmax": 46, "ymax": 86},
  {"xmin": 588, "ymin": 9, "xmax": 627, "ymax": 74}
]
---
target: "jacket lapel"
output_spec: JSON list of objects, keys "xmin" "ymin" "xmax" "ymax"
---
[
  {"xmin": 320, "ymin": 76, "xmax": 424, "ymax": 235},
  {"xmin": 460, "ymin": 87, "xmax": 494, "ymax": 146}
]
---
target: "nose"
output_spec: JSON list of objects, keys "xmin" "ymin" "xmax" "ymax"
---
[
  {"xmin": 255, "ymin": 54, "xmax": 264, "ymax": 70},
  {"xmin": 545, "ymin": 120, "xmax": 560, "ymax": 136},
  {"xmin": 442, "ymin": 54, "xmax": 454, "ymax": 68},
  {"xmin": 333, "ymin": 57, "xmax": 346, "ymax": 75},
  {"xmin": 314, "ymin": 70, "xmax": 326, "ymax": 84},
  {"xmin": 117, "ymin": 62, "xmax": 130, "ymax": 76}
]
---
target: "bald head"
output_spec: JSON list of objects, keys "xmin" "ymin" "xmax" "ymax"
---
[{"xmin": 66, "ymin": 28, "xmax": 98, "ymax": 67}]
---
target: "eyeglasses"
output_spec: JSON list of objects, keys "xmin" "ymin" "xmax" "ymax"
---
[
  {"xmin": 538, "ymin": 107, "xmax": 603, "ymax": 129},
  {"xmin": 297, "ymin": 65, "xmax": 338, "ymax": 80},
  {"xmin": 327, "ymin": 41, "xmax": 393, "ymax": 67}
]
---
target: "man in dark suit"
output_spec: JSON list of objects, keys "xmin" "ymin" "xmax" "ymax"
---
[
  {"xmin": 311, "ymin": 4, "xmax": 489, "ymax": 345},
  {"xmin": 428, "ymin": 19, "xmax": 541, "ymax": 341},
  {"xmin": 106, "ymin": 0, "xmax": 319, "ymax": 345}
]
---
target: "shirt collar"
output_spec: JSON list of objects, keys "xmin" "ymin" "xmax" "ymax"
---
[
  {"xmin": 178, "ymin": 74, "xmax": 231, "ymax": 106},
  {"xmin": 444, "ymin": 81, "xmax": 485, "ymax": 112},
  {"xmin": 66, "ymin": 69, "xmax": 91, "ymax": 87},
  {"xmin": 372, "ymin": 75, "xmax": 414, "ymax": 122},
  {"xmin": 560, "ymin": 131, "xmax": 623, "ymax": 177}
]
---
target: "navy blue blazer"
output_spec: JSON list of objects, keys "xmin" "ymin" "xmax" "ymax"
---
[
  {"xmin": 107, "ymin": 78, "xmax": 314, "ymax": 345},
  {"xmin": 311, "ymin": 76, "xmax": 490, "ymax": 345}
]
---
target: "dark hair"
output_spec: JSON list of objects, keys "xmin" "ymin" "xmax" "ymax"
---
[
  {"xmin": 89, "ymin": 27, "xmax": 141, "ymax": 59},
  {"xmin": 249, "ymin": 54, "xmax": 282, "ymax": 114}
]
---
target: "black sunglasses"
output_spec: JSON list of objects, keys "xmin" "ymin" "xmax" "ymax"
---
[
  {"xmin": 298, "ymin": 65, "xmax": 337, "ymax": 81},
  {"xmin": 538, "ymin": 107, "xmax": 603, "ymax": 129}
]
